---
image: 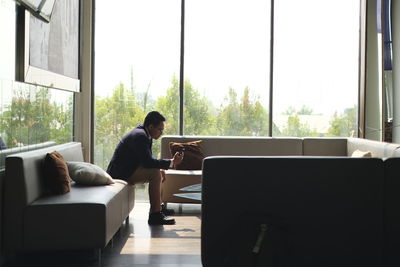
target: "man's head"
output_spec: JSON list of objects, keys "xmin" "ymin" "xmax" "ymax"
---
[{"xmin": 144, "ymin": 111, "xmax": 166, "ymax": 140}]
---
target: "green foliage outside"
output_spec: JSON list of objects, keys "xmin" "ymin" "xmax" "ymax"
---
[
  {"xmin": 276, "ymin": 106, "xmax": 319, "ymax": 137},
  {"xmin": 0, "ymin": 87, "xmax": 73, "ymax": 148},
  {"xmin": 283, "ymin": 105, "xmax": 314, "ymax": 115},
  {"xmin": 94, "ymin": 82, "xmax": 145, "ymax": 168},
  {"xmin": 155, "ymin": 76, "xmax": 215, "ymax": 136},
  {"xmin": 0, "ymin": 77, "xmax": 357, "ymax": 172},
  {"xmin": 280, "ymin": 114, "xmax": 319, "ymax": 137},
  {"xmin": 327, "ymin": 105, "xmax": 357, "ymax": 137},
  {"xmin": 93, "ymin": 76, "xmax": 357, "ymax": 170},
  {"xmin": 216, "ymin": 87, "xmax": 268, "ymax": 136}
]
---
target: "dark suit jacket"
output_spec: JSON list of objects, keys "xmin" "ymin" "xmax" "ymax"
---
[{"xmin": 106, "ymin": 124, "xmax": 171, "ymax": 180}]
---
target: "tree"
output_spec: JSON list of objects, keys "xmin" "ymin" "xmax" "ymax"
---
[
  {"xmin": 283, "ymin": 105, "xmax": 313, "ymax": 115},
  {"xmin": 298, "ymin": 105, "xmax": 314, "ymax": 115},
  {"xmin": 94, "ymin": 82, "xmax": 145, "ymax": 168},
  {"xmin": 136, "ymin": 81, "xmax": 156, "ymax": 113},
  {"xmin": 280, "ymin": 114, "xmax": 319, "ymax": 137},
  {"xmin": 0, "ymin": 87, "xmax": 73, "ymax": 148},
  {"xmin": 327, "ymin": 105, "xmax": 357, "ymax": 137},
  {"xmin": 278, "ymin": 106, "xmax": 318, "ymax": 137},
  {"xmin": 216, "ymin": 87, "xmax": 268, "ymax": 136},
  {"xmin": 155, "ymin": 76, "xmax": 215, "ymax": 136},
  {"xmin": 282, "ymin": 106, "xmax": 297, "ymax": 115}
]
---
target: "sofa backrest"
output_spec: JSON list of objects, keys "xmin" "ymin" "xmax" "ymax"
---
[
  {"xmin": 303, "ymin": 138, "xmax": 348, "ymax": 156},
  {"xmin": 161, "ymin": 136, "xmax": 303, "ymax": 158},
  {"xmin": 347, "ymin": 138, "xmax": 400, "ymax": 158},
  {"xmin": 162, "ymin": 136, "xmax": 400, "ymax": 159},
  {"xmin": 0, "ymin": 141, "xmax": 56, "ymax": 171},
  {"xmin": 4, "ymin": 142, "xmax": 83, "ymax": 251}
]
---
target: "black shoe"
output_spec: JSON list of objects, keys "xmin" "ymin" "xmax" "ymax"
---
[
  {"xmin": 148, "ymin": 211, "xmax": 176, "ymax": 225},
  {"xmin": 161, "ymin": 203, "xmax": 175, "ymax": 216}
]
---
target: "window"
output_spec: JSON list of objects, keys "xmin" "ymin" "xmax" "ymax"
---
[
  {"xmin": 273, "ymin": 0, "xmax": 359, "ymax": 137},
  {"xmin": 0, "ymin": 81, "xmax": 74, "ymax": 170},
  {"xmin": 185, "ymin": 0, "xmax": 270, "ymax": 136},
  {"xmin": 94, "ymin": 0, "xmax": 181, "ymax": 200},
  {"xmin": 94, "ymin": 1, "xmax": 361, "ymax": 201},
  {"xmin": 0, "ymin": 2, "xmax": 73, "ymax": 171}
]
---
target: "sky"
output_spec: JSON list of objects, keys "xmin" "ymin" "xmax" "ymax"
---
[{"xmin": 95, "ymin": 0, "xmax": 360, "ymax": 115}]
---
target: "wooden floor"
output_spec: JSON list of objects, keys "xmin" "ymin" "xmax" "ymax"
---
[{"xmin": 6, "ymin": 202, "xmax": 202, "ymax": 267}]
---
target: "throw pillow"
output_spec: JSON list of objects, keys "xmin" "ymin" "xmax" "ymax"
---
[
  {"xmin": 67, "ymin": 161, "xmax": 115, "ymax": 185},
  {"xmin": 43, "ymin": 151, "xmax": 71, "ymax": 195},
  {"xmin": 351, "ymin": 149, "xmax": 372, "ymax": 158},
  {"xmin": 169, "ymin": 140, "xmax": 204, "ymax": 170}
]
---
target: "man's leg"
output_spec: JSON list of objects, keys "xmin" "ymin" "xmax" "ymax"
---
[
  {"xmin": 160, "ymin": 169, "xmax": 175, "ymax": 215},
  {"xmin": 128, "ymin": 167, "xmax": 175, "ymax": 225},
  {"xmin": 128, "ymin": 167, "xmax": 162, "ymax": 212},
  {"xmin": 148, "ymin": 170, "xmax": 162, "ymax": 213}
]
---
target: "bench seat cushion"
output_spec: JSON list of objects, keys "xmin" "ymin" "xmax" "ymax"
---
[{"xmin": 23, "ymin": 180, "xmax": 128, "ymax": 250}]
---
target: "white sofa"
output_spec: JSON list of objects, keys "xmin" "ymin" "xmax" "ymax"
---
[{"xmin": 160, "ymin": 136, "xmax": 400, "ymax": 205}]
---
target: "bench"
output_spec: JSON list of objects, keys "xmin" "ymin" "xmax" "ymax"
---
[{"xmin": 3, "ymin": 142, "xmax": 135, "ymax": 256}]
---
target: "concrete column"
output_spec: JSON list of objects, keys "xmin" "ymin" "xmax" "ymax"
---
[
  {"xmin": 365, "ymin": 0, "xmax": 383, "ymax": 141},
  {"xmin": 74, "ymin": 0, "xmax": 93, "ymax": 162},
  {"xmin": 392, "ymin": 0, "xmax": 400, "ymax": 142}
]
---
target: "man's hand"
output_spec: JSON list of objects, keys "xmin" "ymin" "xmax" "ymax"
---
[{"xmin": 172, "ymin": 151, "xmax": 184, "ymax": 168}]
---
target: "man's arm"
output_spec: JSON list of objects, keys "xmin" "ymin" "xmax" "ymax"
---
[{"xmin": 134, "ymin": 135, "xmax": 171, "ymax": 169}]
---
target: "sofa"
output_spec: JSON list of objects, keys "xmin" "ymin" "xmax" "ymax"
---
[
  {"xmin": 179, "ymin": 137, "xmax": 399, "ymax": 267},
  {"xmin": 3, "ymin": 142, "xmax": 135, "ymax": 256},
  {"xmin": 160, "ymin": 136, "xmax": 400, "ymax": 206}
]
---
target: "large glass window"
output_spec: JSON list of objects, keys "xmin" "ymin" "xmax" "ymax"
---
[
  {"xmin": 185, "ymin": 0, "xmax": 270, "ymax": 136},
  {"xmin": 1, "ymin": 2, "xmax": 73, "ymax": 170},
  {"xmin": 273, "ymin": 0, "xmax": 359, "ymax": 137},
  {"xmin": 94, "ymin": 1, "xmax": 362, "ymax": 201},
  {"xmin": 0, "ymin": 81, "xmax": 74, "ymax": 170},
  {"xmin": 94, "ymin": 0, "xmax": 181, "ymax": 200}
]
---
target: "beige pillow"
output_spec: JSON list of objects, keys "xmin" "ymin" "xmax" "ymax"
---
[
  {"xmin": 67, "ymin": 161, "xmax": 115, "ymax": 185},
  {"xmin": 351, "ymin": 149, "xmax": 372, "ymax": 158}
]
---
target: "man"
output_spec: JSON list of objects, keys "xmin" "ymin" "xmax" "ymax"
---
[{"xmin": 107, "ymin": 111, "xmax": 183, "ymax": 225}]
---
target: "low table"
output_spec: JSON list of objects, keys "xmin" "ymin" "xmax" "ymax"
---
[
  {"xmin": 173, "ymin": 192, "xmax": 202, "ymax": 201},
  {"xmin": 179, "ymin": 183, "xmax": 202, "ymax": 192},
  {"xmin": 174, "ymin": 183, "xmax": 202, "ymax": 201}
]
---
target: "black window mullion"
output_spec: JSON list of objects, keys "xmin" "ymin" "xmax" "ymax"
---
[
  {"xmin": 179, "ymin": 0, "xmax": 185, "ymax": 135},
  {"xmin": 269, "ymin": 0, "xmax": 275, "ymax": 137}
]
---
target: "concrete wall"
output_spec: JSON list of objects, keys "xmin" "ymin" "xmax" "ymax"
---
[
  {"xmin": 74, "ymin": 0, "xmax": 94, "ymax": 162},
  {"xmin": 365, "ymin": 0, "xmax": 383, "ymax": 141}
]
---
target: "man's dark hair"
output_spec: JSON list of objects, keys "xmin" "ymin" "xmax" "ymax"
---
[{"xmin": 144, "ymin": 111, "xmax": 166, "ymax": 127}]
